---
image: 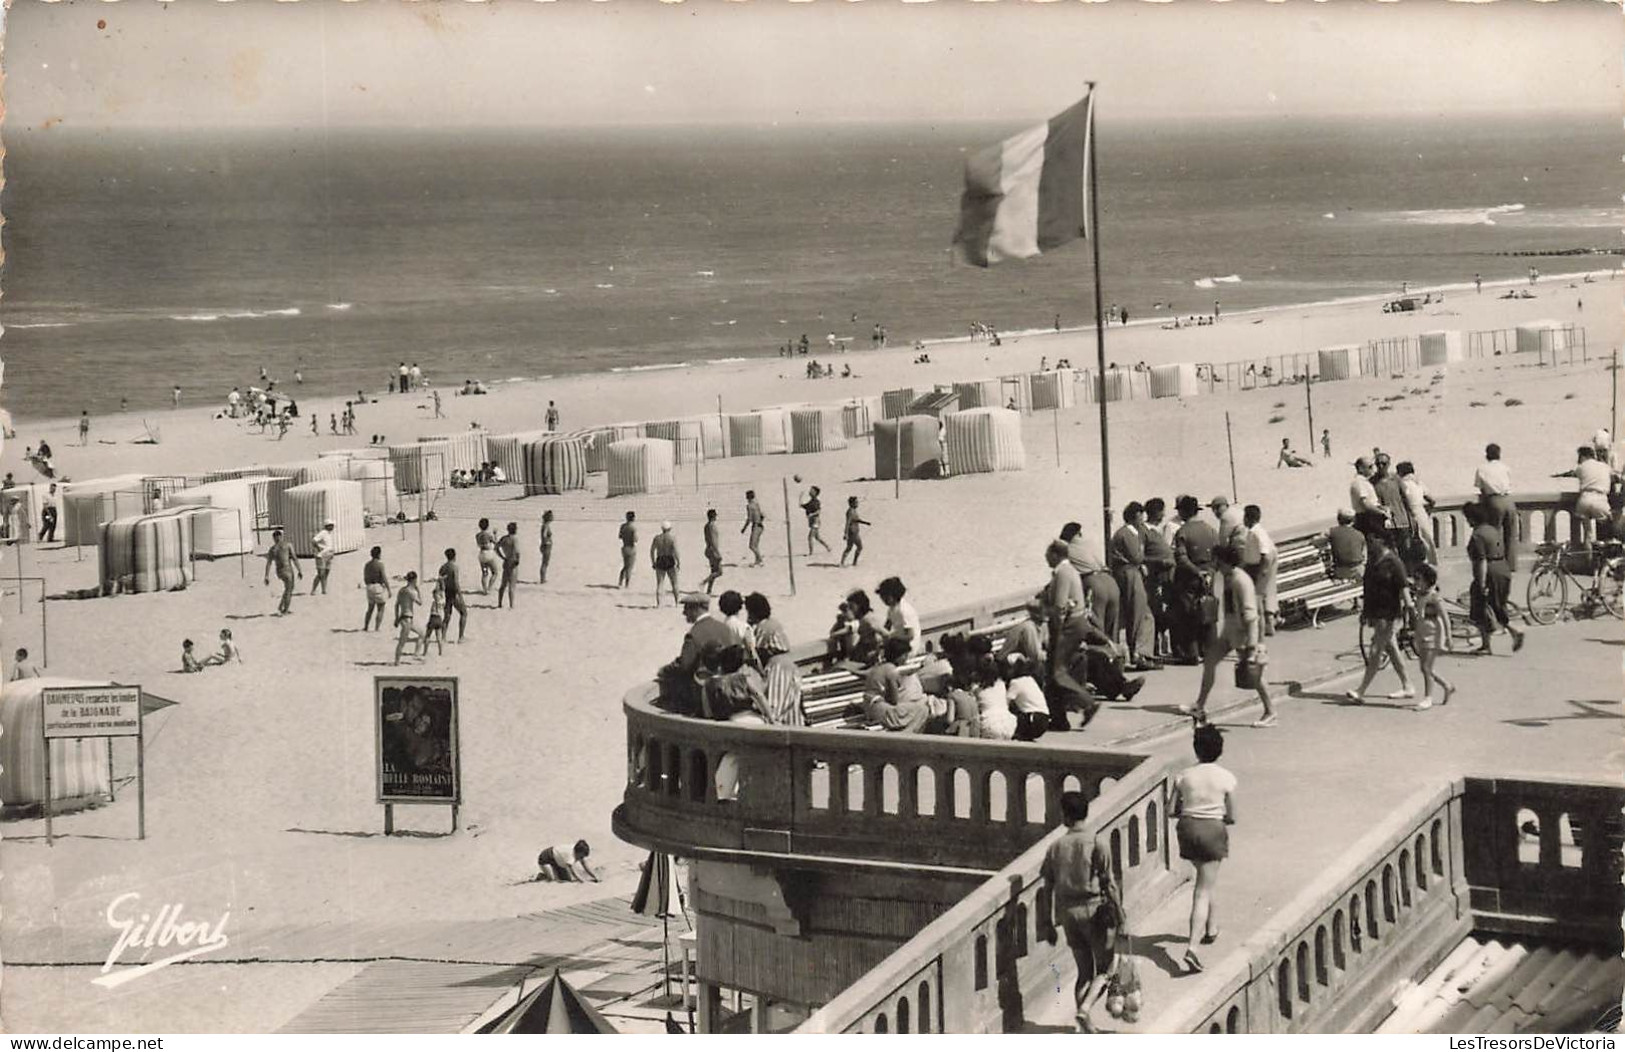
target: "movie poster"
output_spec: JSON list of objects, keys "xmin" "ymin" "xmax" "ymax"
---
[{"xmin": 374, "ymin": 676, "xmax": 460, "ymax": 804}]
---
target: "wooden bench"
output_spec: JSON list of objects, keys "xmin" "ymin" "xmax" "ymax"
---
[
  {"xmin": 1276, "ymin": 534, "xmax": 1362, "ymax": 626},
  {"xmin": 798, "ymin": 614, "xmax": 1028, "ymax": 729}
]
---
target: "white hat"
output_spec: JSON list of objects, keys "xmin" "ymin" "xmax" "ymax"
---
[{"xmin": 661, "ymin": 520, "xmax": 672, "ymax": 531}]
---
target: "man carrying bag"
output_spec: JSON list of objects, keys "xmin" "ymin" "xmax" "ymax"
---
[{"xmin": 1038, "ymin": 791, "xmax": 1124, "ymax": 1033}]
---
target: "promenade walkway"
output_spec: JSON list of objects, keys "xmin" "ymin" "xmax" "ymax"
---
[{"xmin": 1021, "ymin": 613, "xmax": 1619, "ymax": 1032}]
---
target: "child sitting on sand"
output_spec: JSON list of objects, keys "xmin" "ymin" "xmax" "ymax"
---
[
  {"xmin": 181, "ymin": 639, "xmax": 206, "ymax": 673},
  {"xmin": 536, "ymin": 840, "xmax": 600, "ymax": 883},
  {"xmin": 205, "ymin": 628, "xmax": 243, "ymax": 666}
]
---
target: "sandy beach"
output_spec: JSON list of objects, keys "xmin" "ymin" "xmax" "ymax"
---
[{"xmin": 3, "ymin": 271, "xmax": 1619, "ymax": 1030}]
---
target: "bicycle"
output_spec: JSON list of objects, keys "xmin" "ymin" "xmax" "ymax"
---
[
  {"xmin": 1357, "ymin": 593, "xmax": 1484, "ymax": 670},
  {"xmin": 1524, "ymin": 541, "xmax": 1624, "ymax": 624}
]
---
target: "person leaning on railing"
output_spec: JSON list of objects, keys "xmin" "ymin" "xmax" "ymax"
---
[{"xmin": 656, "ymin": 592, "xmax": 734, "ymax": 717}]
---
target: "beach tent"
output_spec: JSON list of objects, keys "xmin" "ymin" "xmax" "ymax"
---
[
  {"xmin": 317, "ymin": 447, "xmax": 388, "ymax": 461},
  {"xmin": 99, "ymin": 507, "xmax": 195, "ymax": 595},
  {"xmin": 265, "ymin": 459, "xmax": 352, "ymax": 488},
  {"xmin": 1029, "ymin": 370, "xmax": 1076, "ymax": 410},
  {"xmin": 417, "ymin": 431, "xmax": 490, "ymax": 475},
  {"xmin": 641, "ymin": 419, "xmax": 706, "ymax": 464},
  {"xmin": 999, "ymin": 374, "xmax": 1034, "ymax": 411},
  {"xmin": 263, "ymin": 476, "xmax": 302, "ymax": 531},
  {"xmin": 606, "ymin": 439, "xmax": 676, "ymax": 497},
  {"xmin": 283, "ymin": 480, "xmax": 366, "ymax": 557},
  {"xmin": 841, "ymin": 398, "xmax": 878, "ymax": 440},
  {"xmin": 1316, "ymin": 344, "xmax": 1365, "ymax": 381},
  {"xmin": 166, "ymin": 480, "xmax": 257, "ymax": 556},
  {"xmin": 388, "ymin": 442, "xmax": 451, "ymax": 496},
  {"xmin": 1149, "ymin": 363, "xmax": 1202, "ymax": 399},
  {"xmin": 522, "ymin": 436, "xmax": 589, "ymax": 496},
  {"xmin": 488, "ymin": 431, "xmax": 551, "ymax": 484},
  {"xmin": 0, "ymin": 677, "xmax": 113, "ymax": 808},
  {"xmin": 874, "ymin": 415, "xmax": 943, "ymax": 481},
  {"xmin": 908, "ymin": 390, "xmax": 961, "ymax": 418},
  {"xmin": 574, "ymin": 429, "xmax": 613, "ymax": 474},
  {"xmin": 1082, "ymin": 368, "xmax": 1138, "ymax": 403},
  {"xmin": 789, "ymin": 407, "xmax": 849, "ymax": 454},
  {"xmin": 726, "ymin": 410, "xmax": 789, "ymax": 457},
  {"xmin": 199, "ymin": 466, "xmax": 269, "ymax": 485},
  {"xmin": 953, "ymin": 379, "xmax": 1003, "ymax": 410},
  {"xmin": 476, "ymin": 970, "xmax": 618, "ymax": 1035},
  {"xmin": 689, "ymin": 415, "xmax": 727, "ymax": 460},
  {"xmin": 249, "ymin": 476, "xmax": 293, "ymax": 532},
  {"xmin": 1515, "ymin": 320, "xmax": 1573, "ymax": 356},
  {"xmin": 1418, "ymin": 330, "xmax": 1464, "ymax": 367},
  {"xmin": 944, "ymin": 407, "xmax": 1026, "ymax": 476},
  {"xmin": 346, "ymin": 458, "xmax": 398, "ymax": 518},
  {"xmin": 61, "ymin": 476, "xmax": 148, "ymax": 546},
  {"xmin": 881, "ymin": 388, "xmax": 916, "ymax": 420},
  {"xmin": 609, "ymin": 423, "xmax": 645, "ymax": 444}
]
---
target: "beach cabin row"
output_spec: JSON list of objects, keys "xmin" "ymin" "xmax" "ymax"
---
[{"xmin": 874, "ymin": 407, "xmax": 1026, "ymax": 480}]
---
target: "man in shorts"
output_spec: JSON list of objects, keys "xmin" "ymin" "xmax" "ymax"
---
[
  {"xmin": 650, "ymin": 521, "xmax": 681, "ymax": 607},
  {"xmin": 1039, "ymin": 791, "xmax": 1122, "ymax": 1032},
  {"xmin": 741, "ymin": 490, "xmax": 765, "ymax": 566},
  {"xmin": 700, "ymin": 508, "xmax": 724, "ymax": 594},
  {"xmin": 262, "ymin": 529, "xmax": 302, "ymax": 616},
  {"xmin": 362, "ymin": 545, "xmax": 390, "ymax": 630},
  {"xmin": 538, "ymin": 510, "xmax": 554, "ymax": 584},
  {"xmin": 617, "ymin": 512, "xmax": 638, "ymax": 588},
  {"xmin": 1554, "ymin": 445, "xmax": 1614, "ymax": 549},
  {"xmin": 310, "ymin": 520, "xmax": 336, "ymax": 595},
  {"xmin": 437, "ymin": 548, "xmax": 469, "ymax": 642}
]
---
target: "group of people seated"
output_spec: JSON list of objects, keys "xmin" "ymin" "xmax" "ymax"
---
[
  {"xmin": 450, "ymin": 462, "xmax": 507, "ymax": 488},
  {"xmin": 459, "ymin": 379, "xmax": 489, "ymax": 396},
  {"xmin": 802, "ymin": 360, "xmax": 851, "ymax": 379}
]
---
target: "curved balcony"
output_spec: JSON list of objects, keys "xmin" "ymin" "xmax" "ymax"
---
[{"xmin": 614, "ymin": 681, "xmax": 1149, "ymax": 874}]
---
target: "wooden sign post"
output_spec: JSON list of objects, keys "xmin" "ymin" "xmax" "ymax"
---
[{"xmin": 41, "ymin": 684, "xmax": 144, "ymax": 846}]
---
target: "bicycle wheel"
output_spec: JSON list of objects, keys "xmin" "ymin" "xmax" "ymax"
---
[
  {"xmin": 1597, "ymin": 557, "xmax": 1624, "ymax": 619},
  {"xmin": 1524, "ymin": 566, "xmax": 1566, "ymax": 625}
]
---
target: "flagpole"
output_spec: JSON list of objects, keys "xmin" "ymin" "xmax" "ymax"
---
[{"xmin": 1087, "ymin": 83, "xmax": 1112, "ymax": 543}]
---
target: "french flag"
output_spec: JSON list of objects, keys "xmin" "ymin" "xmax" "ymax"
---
[{"xmin": 953, "ymin": 93, "xmax": 1094, "ymax": 267}]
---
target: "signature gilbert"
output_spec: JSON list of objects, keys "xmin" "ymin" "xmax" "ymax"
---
[{"xmin": 95, "ymin": 892, "xmax": 231, "ymax": 989}]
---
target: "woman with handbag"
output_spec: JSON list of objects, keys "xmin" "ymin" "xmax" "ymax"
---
[
  {"xmin": 1181, "ymin": 542, "xmax": 1278, "ymax": 727},
  {"xmin": 1172, "ymin": 724, "xmax": 1237, "ymax": 974},
  {"xmin": 1038, "ymin": 791, "xmax": 1123, "ymax": 1033}
]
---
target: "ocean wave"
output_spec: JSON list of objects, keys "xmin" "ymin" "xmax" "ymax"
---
[
  {"xmin": 326, "ymin": 302, "xmax": 353, "ymax": 311},
  {"xmin": 707, "ymin": 357, "xmax": 747, "ymax": 364},
  {"xmin": 1193, "ymin": 274, "xmax": 1242, "ymax": 289},
  {"xmin": 1388, "ymin": 203, "xmax": 1525, "ymax": 226},
  {"xmin": 610, "ymin": 362, "xmax": 690, "ymax": 373},
  {"xmin": 595, "ymin": 283, "xmax": 616, "ymax": 290},
  {"xmin": 6, "ymin": 321, "xmax": 75, "ymax": 329},
  {"xmin": 170, "ymin": 306, "xmax": 303, "ymax": 322},
  {"xmin": 694, "ymin": 270, "xmax": 716, "ymax": 277}
]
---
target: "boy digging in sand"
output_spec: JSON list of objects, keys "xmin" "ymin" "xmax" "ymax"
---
[{"xmin": 536, "ymin": 840, "xmax": 600, "ymax": 883}]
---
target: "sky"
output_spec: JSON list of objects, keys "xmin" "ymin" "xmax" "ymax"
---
[{"xmin": 4, "ymin": 0, "xmax": 1621, "ymax": 130}]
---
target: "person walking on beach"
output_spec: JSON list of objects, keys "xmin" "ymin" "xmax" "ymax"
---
[
  {"xmin": 700, "ymin": 509, "xmax": 724, "ymax": 594},
  {"xmin": 1321, "ymin": 429, "xmax": 1332, "ymax": 460},
  {"xmin": 545, "ymin": 401, "xmax": 561, "ymax": 431},
  {"xmin": 651, "ymin": 521, "xmax": 681, "ymax": 607},
  {"xmin": 538, "ymin": 510, "xmax": 554, "ymax": 584},
  {"xmin": 38, "ymin": 485, "xmax": 58, "ymax": 544},
  {"xmin": 393, "ymin": 571, "xmax": 424, "ymax": 664},
  {"xmin": 78, "ymin": 410, "xmax": 90, "ymax": 446},
  {"xmin": 363, "ymin": 546, "xmax": 389, "ymax": 630},
  {"xmin": 475, "ymin": 518, "xmax": 500, "ymax": 594},
  {"xmin": 1171, "ymin": 724, "xmax": 1236, "ymax": 974},
  {"xmin": 1038, "ymin": 790, "xmax": 1122, "ymax": 1032},
  {"xmin": 496, "ymin": 522, "xmax": 520, "ymax": 608},
  {"xmin": 742, "ymin": 490, "xmax": 765, "ymax": 567},
  {"xmin": 310, "ymin": 519, "xmax": 336, "ymax": 595},
  {"xmin": 801, "ymin": 486, "xmax": 833, "ymax": 556},
  {"xmin": 840, "ymin": 496, "xmax": 870, "ymax": 566},
  {"xmin": 263, "ymin": 529, "xmax": 302, "ymax": 616},
  {"xmin": 1465, "ymin": 503, "xmax": 1525, "ymax": 656},
  {"xmin": 617, "ymin": 511, "xmax": 638, "ymax": 588},
  {"xmin": 410, "ymin": 363, "xmax": 422, "ymax": 391},
  {"xmin": 1474, "ymin": 273, "xmax": 1482, "ymax": 294},
  {"xmin": 1346, "ymin": 529, "xmax": 1415, "ymax": 703},
  {"xmin": 438, "ymin": 548, "xmax": 469, "ymax": 642},
  {"xmin": 1472, "ymin": 442, "xmax": 1518, "ymax": 571},
  {"xmin": 1183, "ymin": 542, "xmax": 1278, "ymax": 727},
  {"xmin": 172, "ymin": 385, "xmax": 182, "ymax": 409},
  {"xmin": 432, "ymin": 388, "xmax": 443, "ymax": 419}
]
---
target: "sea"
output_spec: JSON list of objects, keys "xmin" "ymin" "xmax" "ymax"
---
[{"xmin": 0, "ymin": 113, "xmax": 1618, "ymax": 420}]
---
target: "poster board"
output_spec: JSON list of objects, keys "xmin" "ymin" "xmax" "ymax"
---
[{"xmin": 374, "ymin": 675, "xmax": 460, "ymax": 806}]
